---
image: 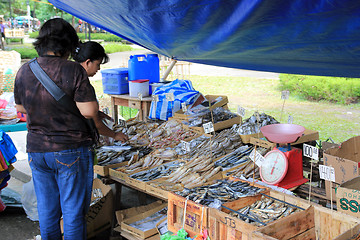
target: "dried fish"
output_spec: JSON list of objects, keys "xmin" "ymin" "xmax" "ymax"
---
[
  {"xmin": 230, "ymin": 196, "xmax": 301, "ymax": 226},
  {"xmin": 238, "ymin": 112, "xmax": 279, "ymax": 135},
  {"xmin": 130, "ymin": 161, "xmax": 184, "ymax": 182},
  {"xmin": 96, "ymin": 146, "xmax": 152, "ymax": 166},
  {"xmin": 176, "ymin": 179, "xmax": 265, "ymax": 206},
  {"xmin": 184, "ymin": 107, "xmax": 239, "ymax": 127}
]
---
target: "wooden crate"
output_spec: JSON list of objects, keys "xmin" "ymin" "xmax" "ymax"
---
[
  {"xmin": 94, "ymin": 161, "xmax": 128, "ymax": 177},
  {"xmin": 109, "ymin": 167, "xmax": 130, "ymax": 182},
  {"xmin": 252, "ymin": 205, "xmax": 360, "ymax": 240},
  {"xmin": 190, "ymin": 115, "xmax": 242, "ymax": 133},
  {"xmin": 334, "ymin": 223, "xmax": 360, "ymax": 240},
  {"xmin": 168, "ymin": 192, "xmax": 208, "ymax": 238},
  {"xmin": 208, "ymin": 195, "xmax": 262, "ymax": 240},
  {"xmin": 208, "ymin": 180, "xmax": 310, "ymax": 240},
  {"xmin": 121, "ymin": 203, "xmax": 167, "ymax": 239}
]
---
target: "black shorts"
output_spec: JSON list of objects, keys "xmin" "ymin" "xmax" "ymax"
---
[{"xmin": 1, "ymin": 32, "xmax": 5, "ymax": 38}]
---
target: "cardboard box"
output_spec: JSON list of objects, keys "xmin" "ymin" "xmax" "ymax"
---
[
  {"xmin": 173, "ymin": 95, "xmax": 228, "ymax": 120},
  {"xmin": 60, "ymin": 178, "xmax": 113, "ymax": 239},
  {"xmin": 324, "ymin": 136, "xmax": 360, "ymax": 184},
  {"xmin": 115, "ymin": 201, "xmax": 165, "ymax": 228},
  {"xmin": 336, "ymin": 176, "xmax": 360, "ymax": 218},
  {"xmin": 205, "ymin": 94, "xmax": 229, "ymax": 110},
  {"xmin": 94, "ymin": 161, "xmax": 128, "ymax": 177},
  {"xmin": 325, "ymin": 180, "xmax": 339, "ymax": 201},
  {"xmin": 190, "ymin": 115, "xmax": 242, "ymax": 133},
  {"xmin": 121, "ymin": 203, "xmax": 167, "ymax": 239}
]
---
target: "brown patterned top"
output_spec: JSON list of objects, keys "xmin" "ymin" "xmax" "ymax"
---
[{"xmin": 14, "ymin": 56, "xmax": 97, "ymax": 152}]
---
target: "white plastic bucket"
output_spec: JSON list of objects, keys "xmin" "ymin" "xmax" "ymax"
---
[{"xmin": 129, "ymin": 79, "xmax": 149, "ymax": 97}]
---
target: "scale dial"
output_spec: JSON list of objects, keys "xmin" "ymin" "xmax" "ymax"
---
[{"xmin": 260, "ymin": 150, "xmax": 288, "ymax": 185}]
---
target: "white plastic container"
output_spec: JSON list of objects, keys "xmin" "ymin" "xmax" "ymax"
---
[{"xmin": 129, "ymin": 79, "xmax": 149, "ymax": 97}]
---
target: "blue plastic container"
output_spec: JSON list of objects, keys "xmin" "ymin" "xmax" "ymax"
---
[
  {"xmin": 101, "ymin": 68, "xmax": 129, "ymax": 94},
  {"xmin": 128, "ymin": 54, "xmax": 160, "ymax": 94}
]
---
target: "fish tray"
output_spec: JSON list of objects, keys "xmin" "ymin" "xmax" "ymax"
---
[
  {"xmin": 121, "ymin": 203, "xmax": 167, "ymax": 239},
  {"xmin": 208, "ymin": 178, "xmax": 310, "ymax": 240},
  {"xmin": 146, "ymin": 170, "xmax": 224, "ymax": 200},
  {"xmin": 173, "ymin": 95, "xmax": 229, "ymax": 121},
  {"xmin": 190, "ymin": 115, "xmax": 242, "ymax": 134},
  {"xmin": 252, "ymin": 205, "xmax": 360, "ymax": 240},
  {"xmin": 94, "ymin": 161, "xmax": 128, "ymax": 177},
  {"xmin": 168, "ymin": 192, "xmax": 209, "ymax": 238},
  {"xmin": 109, "ymin": 167, "xmax": 131, "ymax": 182},
  {"xmin": 146, "ymin": 180, "xmax": 170, "ymax": 200},
  {"xmin": 334, "ymin": 223, "xmax": 360, "ymax": 240}
]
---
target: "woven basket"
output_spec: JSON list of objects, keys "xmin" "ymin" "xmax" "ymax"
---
[{"xmin": 0, "ymin": 69, "xmax": 15, "ymax": 95}]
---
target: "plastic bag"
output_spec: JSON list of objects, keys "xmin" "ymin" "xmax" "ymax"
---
[
  {"xmin": 21, "ymin": 179, "xmax": 39, "ymax": 221},
  {"xmin": 160, "ymin": 228, "xmax": 191, "ymax": 240},
  {"xmin": 149, "ymin": 79, "xmax": 200, "ymax": 121}
]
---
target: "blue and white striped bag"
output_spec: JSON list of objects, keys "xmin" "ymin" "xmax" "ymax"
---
[{"xmin": 149, "ymin": 79, "xmax": 200, "ymax": 120}]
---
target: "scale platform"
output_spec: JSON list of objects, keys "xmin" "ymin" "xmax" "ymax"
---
[{"xmin": 260, "ymin": 124, "xmax": 308, "ymax": 189}]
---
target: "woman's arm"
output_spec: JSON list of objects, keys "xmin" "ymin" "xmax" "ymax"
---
[{"xmin": 76, "ymin": 101, "xmax": 128, "ymax": 142}]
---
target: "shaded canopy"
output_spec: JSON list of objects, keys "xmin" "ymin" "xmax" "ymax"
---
[{"xmin": 49, "ymin": 0, "xmax": 360, "ymax": 77}]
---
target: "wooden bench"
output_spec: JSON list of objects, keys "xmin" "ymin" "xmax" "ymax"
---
[{"xmin": 6, "ymin": 36, "xmax": 24, "ymax": 44}]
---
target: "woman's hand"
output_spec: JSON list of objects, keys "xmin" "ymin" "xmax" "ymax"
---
[{"xmin": 113, "ymin": 132, "xmax": 129, "ymax": 143}]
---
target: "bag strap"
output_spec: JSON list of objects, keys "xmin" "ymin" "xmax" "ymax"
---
[
  {"xmin": 28, "ymin": 58, "xmax": 85, "ymax": 118},
  {"xmin": 28, "ymin": 58, "xmax": 99, "ymax": 143},
  {"xmin": 29, "ymin": 58, "xmax": 65, "ymax": 101}
]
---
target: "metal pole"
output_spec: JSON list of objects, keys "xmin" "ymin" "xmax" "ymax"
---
[
  {"xmin": 160, "ymin": 59, "xmax": 177, "ymax": 82},
  {"xmin": 88, "ymin": 23, "xmax": 91, "ymax": 41}
]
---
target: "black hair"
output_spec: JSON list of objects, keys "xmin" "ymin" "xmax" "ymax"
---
[
  {"xmin": 33, "ymin": 18, "xmax": 79, "ymax": 57},
  {"xmin": 73, "ymin": 41, "xmax": 109, "ymax": 64}
]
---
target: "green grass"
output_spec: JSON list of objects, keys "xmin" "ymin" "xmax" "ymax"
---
[
  {"xmin": 103, "ymin": 43, "xmax": 133, "ymax": 54},
  {"xmin": 279, "ymin": 74, "xmax": 360, "ymax": 104},
  {"xmin": 5, "ymin": 43, "xmax": 38, "ymax": 59}
]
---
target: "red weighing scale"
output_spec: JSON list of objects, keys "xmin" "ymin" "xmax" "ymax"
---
[{"xmin": 259, "ymin": 124, "xmax": 308, "ymax": 189}]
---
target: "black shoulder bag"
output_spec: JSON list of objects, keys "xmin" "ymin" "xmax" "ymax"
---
[{"xmin": 28, "ymin": 58, "xmax": 99, "ymax": 144}]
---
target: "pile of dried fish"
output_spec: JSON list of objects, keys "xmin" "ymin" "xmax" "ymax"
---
[
  {"xmin": 223, "ymin": 147, "xmax": 268, "ymax": 179},
  {"xmin": 164, "ymin": 158, "xmax": 222, "ymax": 188},
  {"xmin": 124, "ymin": 119, "xmax": 198, "ymax": 147},
  {"xmin": 215, "ymin": 145, "xmax": 255, "ymax": 169},
  {"xmin": 216, "ymin": 145, "xmax": 267, "ymax": 166},
  {"xmin": 238, "ymin": 112, "xmax": 279, "ymax": 135},
  {"xmin": 96, "ymin": 146, "xmax": 152, "ymax": 166},
  {"xmin": 130, "ymin": 161, "xmax": 184, "ymax": 182},
  {"xmin": 116, "ymin": 148, "xmax": 178, "ymax": 174},
  {"xmin": 230, "ymin": 196, "xmax": 301, "ymax": 226},
  {"xmin": 186, "ymin": 107, "xmax": 239, "ymax": 127},
  {"xmin": 147, "ymin": 127, "xmax": 243, "ymax": 189},
  {"xmin": 173, "ymin": 135, "xmax": 210, "ymax": 156},
  {"xmin": 176, "ymin": 179, "xmax": 264, "ymax": 205},
  {"xmin": 185, "ymin": 126, "xmax": 243, "ymax": 161}
]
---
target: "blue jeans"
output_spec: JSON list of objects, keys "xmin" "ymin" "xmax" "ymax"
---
[{"xmin": 28, "ymin": 146, "xmax": 94, "ymax": 240}]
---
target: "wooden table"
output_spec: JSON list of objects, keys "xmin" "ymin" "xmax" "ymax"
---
[{"xmin": 110, "ymin": 94, "xmax": 152, "ymax": 123}]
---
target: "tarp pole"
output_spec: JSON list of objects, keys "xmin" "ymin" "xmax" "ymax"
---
[{"xmin": 161, "ymin": 59, "xmax": 177, "ymax": 82}]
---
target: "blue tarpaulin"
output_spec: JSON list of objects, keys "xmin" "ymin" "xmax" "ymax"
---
[{"xmin": 49, "ymin": 0, "xmax": 360, "ymax": 78}]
